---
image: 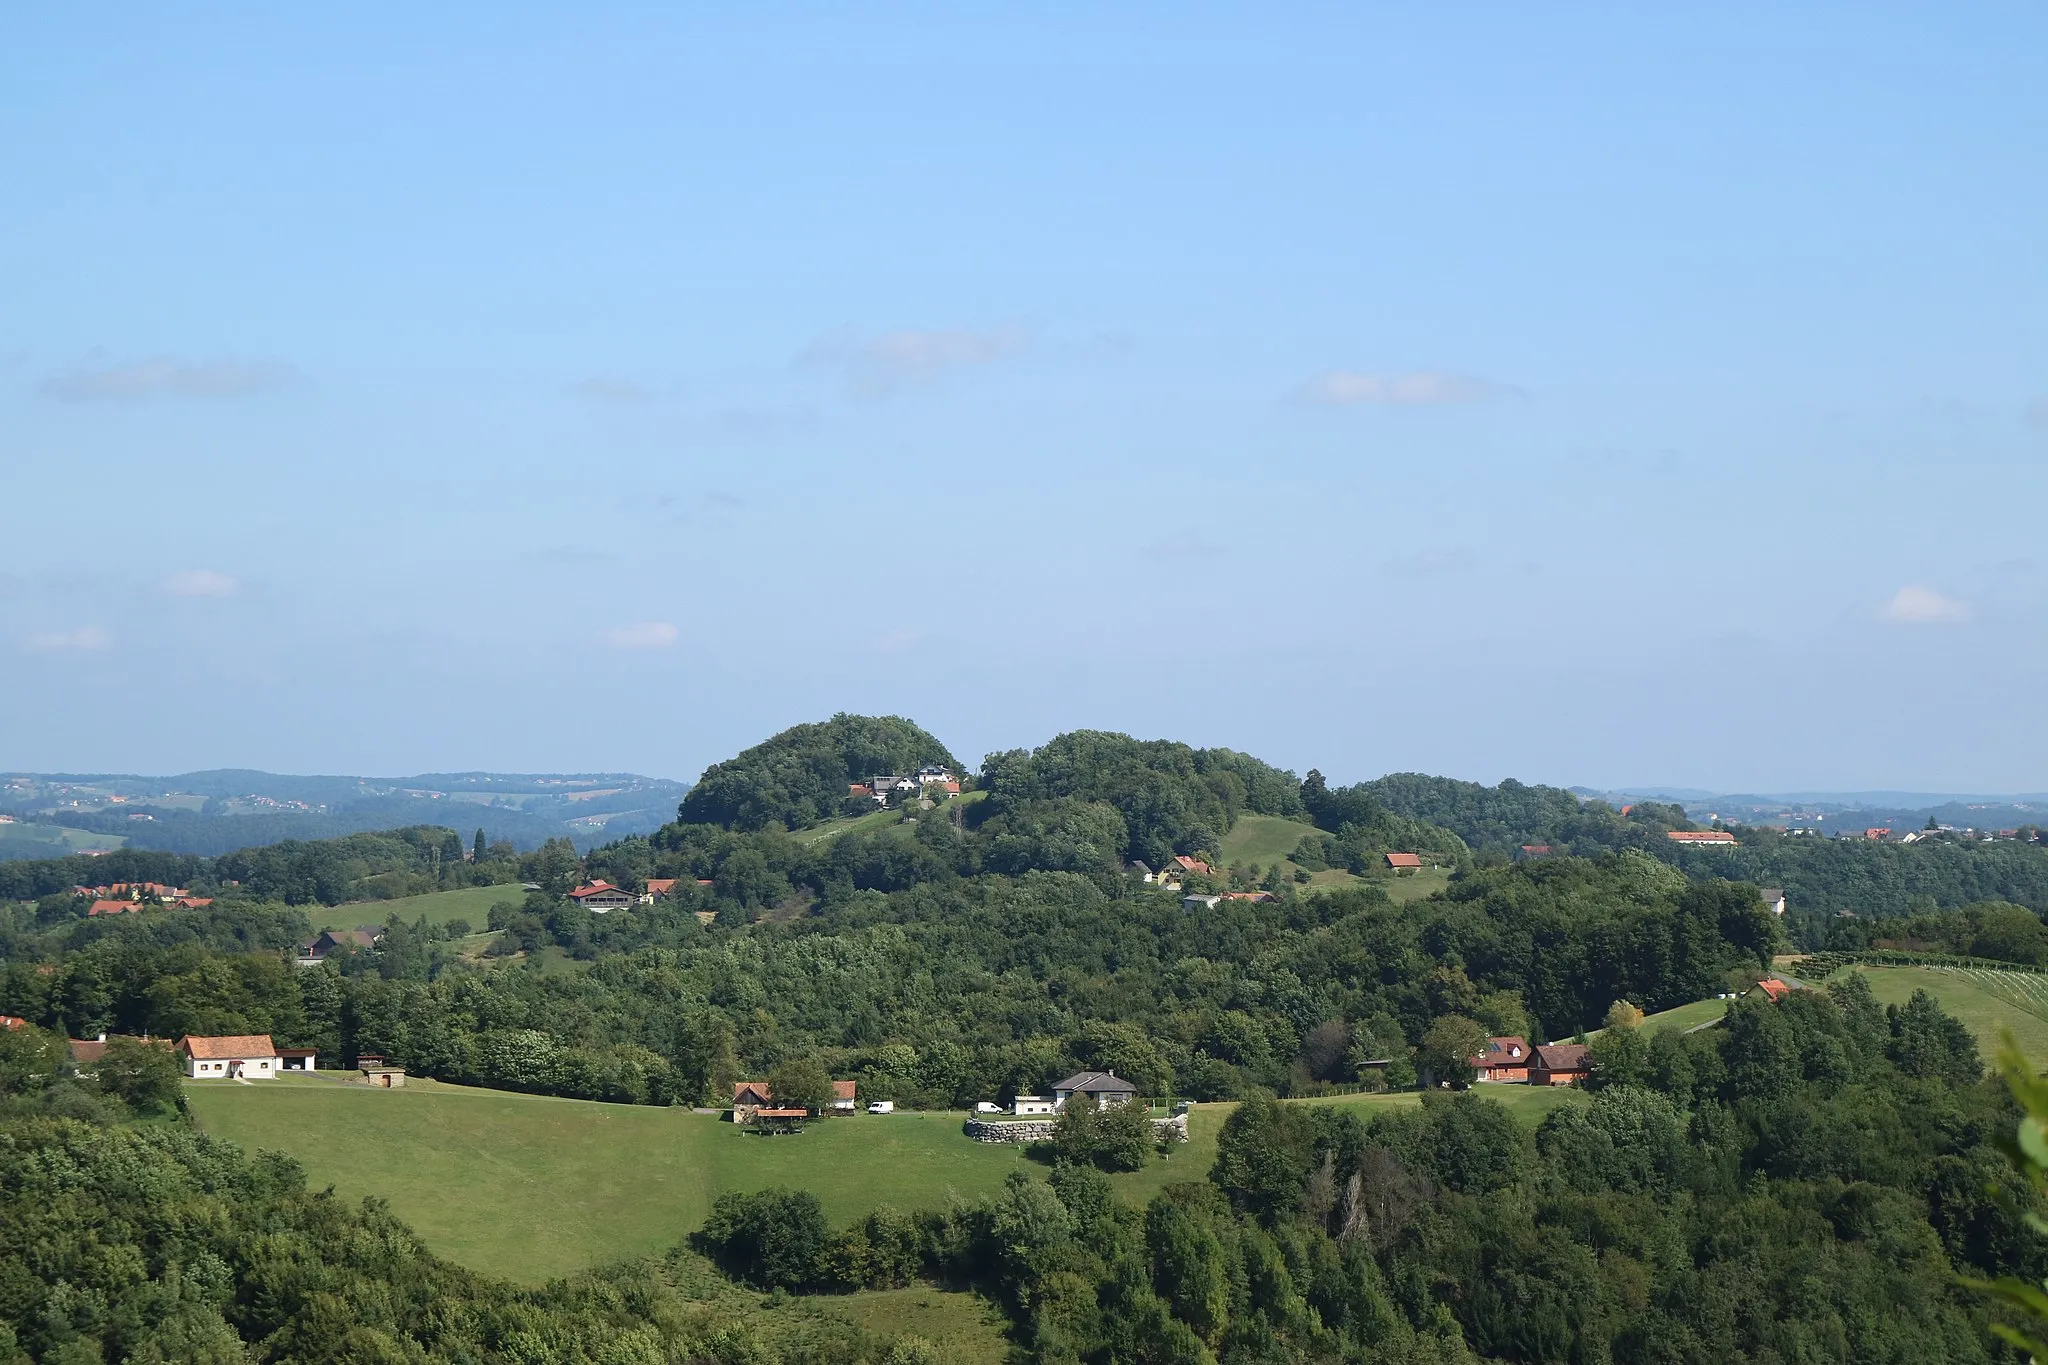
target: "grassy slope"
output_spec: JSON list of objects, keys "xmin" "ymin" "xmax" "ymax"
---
[
  {"xmin": 0, "ymin": 822, "xmax": 126, "ymax": 855},
  {"xmin": 791, "ymin": 792, "xmax": 984, "ymax": 847},
  {"xmin": 187, "ymin": 1074, "xmax": 1585, "ymax": 1286},
  {"xmin": 1219, "ymin": 814, "xmax": 1453, "ymax": 902},
  {"xmin": 1848, "ymin": 963, "xmax": 2048, "ymax": 1062},
  {"xmin": 309, "ymin": 883, "xmax": 525, "ymax": 932},
  {"xmin": 186, "ymin": 1077, "xmax": 1034, "ymax": 1283},
  {"xmin": 825, "ymin": 1288, "xmax": 1009, "ymax": 1365}
]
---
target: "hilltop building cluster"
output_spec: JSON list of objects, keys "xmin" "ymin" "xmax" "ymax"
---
[{"xmin": 848, "ymin": 766, "xmax": 959, "ymax": 804}]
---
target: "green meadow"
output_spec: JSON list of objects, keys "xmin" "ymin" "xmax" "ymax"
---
[
  {"xmin": 1847, "ymin": 963, "xmax": 2048, "ymax": 1063},
  {"xmin": 309, "ymin": 883, "xmax": 525, "ymax": 932},
  {"xmin": 186, "ymin": 1074, "xmax": 1584, "ymax": 1284}
]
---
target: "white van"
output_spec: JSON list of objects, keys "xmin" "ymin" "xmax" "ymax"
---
[
  {"xmin": 974, "ymin": 1101, "xmax": 1003, "ymax": 1115},
  {"xmin": 867, "ymin": 1100, "xmax": 895, "ymax": 1115}
]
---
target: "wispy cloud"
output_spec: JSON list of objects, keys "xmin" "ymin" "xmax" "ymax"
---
[
  {"xmin": 568, "ymin": 377, "xmax": 656, "ymax": 403},
  {"xmin": 1382, "ymin": 548, "xmax": 1475, "ymax": 577},
  {"xmin": 159, "ymin": 568, "xmax": 240, "ymax": 599},
  {"xmin": 1882, "ymin": 585, "xmax": 1971, "ymax": 625},
  {"xmin": 24, "ymin": 626, "xmax": 111, "ymax": 654},
  {"xmin": 40, "ymin": 357, "xmax": 303, "ymax": 402},
  {"xmin": 598, "ymin": 621, "xmax": 680, "ymax": 650},
  {"xmin": 803, "ymin": 327, "xmax": 1026, "ymax": 397},
  {"xmin": 1303, "ymin": 370, "xmax": 1520, "ymax": 407}
]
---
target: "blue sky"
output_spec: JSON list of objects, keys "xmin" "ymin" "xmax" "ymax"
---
[{"xmin": 4, "ymin": 5, "xmax": 2045, "ymax": 792}]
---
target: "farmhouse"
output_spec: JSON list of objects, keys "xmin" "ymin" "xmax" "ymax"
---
[
  {"xmin": 1468, "ymin": 1036, "xmax": 1532, "ymax": 1083},
  {"xmin": 1529, "ymin": 1043, "xmax": 1591, "ymax": 1087},
  {"xmin": 1171, "ymin": 855, "xmax": 1211, "ymax": 877},
  {"xmin": 569, "ymin": 880, "xmax": 636, "ymax": 912},
  {"xmin": 179, "ymin": 1034, "xmax": 280, "ymax": 1080},
  {"xmin": 1053, "ymin": 1070, "xmax": 1138, "ymax": 1110},
  {"xmin": 1, "ymin": 1015, "xmax": 25, "ymax": 1030},
  {"xmin": 1012, "ymin": 1095, "xmax": 1056, "ymax": 1116},
  {"xmin": 1384, "ymin": 852, "xmax": 1423, "ymax": 871},
  {"xmin": 644, "ymin": 878, "xmax": 677, "ymax": 901},
  {"xmin": 1666, "ymin": 831, "xmax": 1738, "ymax": 848},
  {"xmin": 88, "ymin": 899, "xmax": 138, "ymax": 917},
  {"xmin": 731, "ymin": 1078, "xmax": 859, "ymax": 1122},
  {"xmin": 299, "ymin": 928, "xmax": 378, "ymax": 965},
  {"xmin": 1760, "ymin": 887, "xmax": 1786, "ymax": 915}
]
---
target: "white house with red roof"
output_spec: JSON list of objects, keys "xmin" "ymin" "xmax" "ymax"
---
[{"xmin": 178, "ymin": 1034, "xmax": 281, "ymax": 1080}]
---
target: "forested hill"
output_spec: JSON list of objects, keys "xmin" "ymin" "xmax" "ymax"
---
[{"xmin": 677, "ymin": 713, "xmax": 957, "ymax": 830}]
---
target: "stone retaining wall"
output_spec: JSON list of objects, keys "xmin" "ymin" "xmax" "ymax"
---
[{"xmin": 966, "ymin": 1113, "xmax": 1189, "ymax": 1145}]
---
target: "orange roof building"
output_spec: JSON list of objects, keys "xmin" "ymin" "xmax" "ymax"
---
[{"xmin": 177, "ymin": 1034, "xmax": 280, "ymax": 1079}]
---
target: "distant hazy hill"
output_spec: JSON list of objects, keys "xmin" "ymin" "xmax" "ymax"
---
[{"xmin": 0, "ymin": 769, "xmax": 689, "ymax": 859}]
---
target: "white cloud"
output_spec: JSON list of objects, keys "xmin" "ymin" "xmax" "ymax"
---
[
  {"xmin": 569, "ymin": 377, "xmax": 654, "ymax": 403},
  {"xmin": 40, "ymin": 357, "xmax": 303, "ymax": 402},
  {"xmin": 599, "ymin": 621, "xmax": 680, "ymax": 650},
  {"xmin": 159, "ymin": 568, "xmax": 240, "ymax": 599},
  {"xmin": 1881, "ymin": 585, "xmax": 1971, "ymax": 625},
  {"xmin": 1303, "ymin": 370, "xmax": 1519, "ymax": 407},
  {"xmin": 24, "ymin": 626, "xmax": 111, "ymax": 654},
  {"xmin": 803, "ymin": 327, "xmax": 1026, "ymax": 396}
]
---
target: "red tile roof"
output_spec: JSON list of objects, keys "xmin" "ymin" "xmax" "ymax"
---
[
  {"xmin": 1755, "ymin": 978, "xmax": 1791, "ymax": 1001},
  {"xmin": 1384, "ymin": 852, "xmax": 1423, "ymax": 869},
  {"xmin": 833, "ymin": 1080, "xmax": 858, "ymax": 1100},
  {"xmin": 0, "ymin": 1015, "xmax": 27, "ymax": 1030},
  {"xmin": 1172, "ymin": 855, "xmax": 1211, "ymax": 874},
  {"xmin": 1532, "ymin": 1043, "xmax": 1590, "ymax": 1073},
  {"xmin": 179, "ymin": 1034, "xmax": 278, "ymax": 1060},
  {"xmin": 568, "ymin": 881, "xmax": 634, "ymax": 901},
  {"xmin": 1469, "ymin": 1035, "xmax": 1530, "ymax": 1068},
  {"xmin": 644, "ymin": 879, "xmax": 677, "ymax": 896},
  {"xmin": 88, "ymin": 899, "xmax": 137, "ymax": 916},
  {"xmin": 1666, "ymin": 831, "xmax": 1738, "ymax": 844}
]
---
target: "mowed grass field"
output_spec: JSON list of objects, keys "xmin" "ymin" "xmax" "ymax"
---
[
  {"xmin": 186, "ymin": 1076, "xmax": 1036, "ymax": 1283},
  {"xmin": 1220, "ymin": 814, "xmax": 1457, "ymax": 898},
  {"xmin": 0, "ymin": 821, "xmax": 126, "ymax": 855},
  {"xmin": 309, "ymin": 883, "xmax": 525, "ymax": 932},
  {"xmin": 188, "ymin": 1075, "xmax": 1585, "ymax": 1283},
  {"xmin": 1847, "ymin": 964, "xmax": 2048, "ymax": 1062}
]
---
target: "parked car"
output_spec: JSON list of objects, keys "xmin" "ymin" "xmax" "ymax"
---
[
  {"xmin": 867, "ymin": 1100, "xmax": 895, "ymax": 1115},
  {"xmin": 974, "ymin": 1101, "xmax": 1003, "ymax": 1114}
]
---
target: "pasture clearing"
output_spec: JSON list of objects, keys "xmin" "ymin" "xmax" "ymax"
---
[
  {"xmin": 187, "ymin": 1073, "xmax": 1588, "ymax": 1285},
  {"xmin": 185, "ymin": 1076, "xmax": 1034, "ymax": 1283},
  {"xmin": 825, "ymin": 1287, "xmax": 1010, "ymax": 1365},
  {"xmin": 1847, "ymin": 963, "xmax": 2048, "ymax": 1062},
  {"xmin": 309, "ymin": 883, "xmax": 525, "ymax": 932}
]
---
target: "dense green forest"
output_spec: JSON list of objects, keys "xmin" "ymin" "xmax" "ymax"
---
[
  {"xmin": 0, "ymin": 825, "xmax": 523, "ymax": 907},
  {"xmin": 7, "ymin": 716, "xmax": 2048, "ymax": 1360},
  {"xmin": 678, "ymin": 713, "xmax": 959, "ymax": 831},
  {"xmin": 0, "ymin": 847, "xmax": 1776, "ymax": 1109},
  {"xmin": 686, "ymin": 978, "xmax": 2034, "ymax": 1364}
]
